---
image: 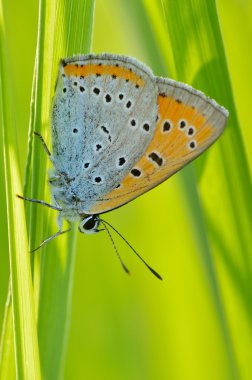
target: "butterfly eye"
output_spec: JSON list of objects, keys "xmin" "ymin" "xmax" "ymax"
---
[{"xmin": 79, "ymin": 215, "xmax": 100, "ymax": 234}]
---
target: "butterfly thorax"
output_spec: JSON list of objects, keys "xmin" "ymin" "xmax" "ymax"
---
[
  {"xmin": 48, "ymin": 176, "xmax": 83, "ymax": 219},
  {"xmin": 49, "ymin": 171, "xmax": 100, "ymax": 232}
]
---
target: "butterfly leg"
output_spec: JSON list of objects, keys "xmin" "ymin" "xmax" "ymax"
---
[
  {"xmin": 34, "ymin": 132, "xmax": 73, "ymax": 182},
  {"xmin": 51, "ymin": 193, "xmax": 61, "ymax": 209},
  {"xmin": 30, "ymin": 213, "xmax": 71, "ymax": 252},
  {"xmin": 30, "ymin": 228, "xmax": 71, "ymax": 252},
  {"xmin": 33, "ymin": 131, "xmax": 58, "ymax": 167},
  {"xmin": 17, "ymin": 194, "xmax": 62, "ymax": 211}
]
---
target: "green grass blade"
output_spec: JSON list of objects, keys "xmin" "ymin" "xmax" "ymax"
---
[
  {"xmin": 1, "ymin": 0, "xmax": 94, "ymax": 378},
  {"xmin": 0, "ymin": 287, "xmax": 15, "ymax": 380},
  {"xmin": 21, "ymin": 0, "xmax": 95, "ymax": 379},
  {"xmin": 0, "ymin": 3, "xmax": 41, "ymax": 379},
  {"xmin": 0, "ymin": 77, "xmax": 9, "ymax": 368},
  {"xmin": 142, "ymin": 0, "xmax": 252, "ymax": 377},
  {"xmin": 0, "ymin": 111, "xmax": 9, "ymax": 336}
]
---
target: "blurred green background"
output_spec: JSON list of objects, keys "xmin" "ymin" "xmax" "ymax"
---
[{"xmin": 1, "ymin": 0, "xmax": 252, "ymax": 379}]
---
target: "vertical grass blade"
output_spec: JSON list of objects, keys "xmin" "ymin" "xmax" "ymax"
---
[
  {"xmin": 0, "ymin": 2, "xmax": 41, "ymax": 379},
  {"xmin": 0, "ymin": 289, "xmax": 15, "ymax": 380},
  {"xmin": 1, "ymin": 0, "xmax": 94, "ymax": 379},
  {"xmin": 142, "ymin": 0, "xmax": 251, "ymax": 377},
  {"xmin": 21, "ymin": 0, "xmax": 95, "ymax": 379}
]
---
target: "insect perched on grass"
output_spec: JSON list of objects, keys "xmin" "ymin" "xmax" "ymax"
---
[{"xmin": 18, "ymin": 53, "xmax": 228, "ymax": 279}]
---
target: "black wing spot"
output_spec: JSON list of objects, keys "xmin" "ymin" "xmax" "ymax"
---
[
  {"xmin": 163, "ymin": 121, "xmax": 171, "ymax": 132},
  {"xmin": 94, "ymin": 176, "xmax": 102, "ymax": 183},
  {"xmin": 73, "ymin": 128, "xmax": 78, "ymax": 133},
  {"xmin": 130, "ymin": 119, "xmax": 136, "ymax": 127},
  {"xmin": 143, "ymin": 123, "xmax": 150, "ymax": 132},
  {"xmin": 84, "ymin": 162, "xmax": 90, "ymax": 168},
  {"xmin": 63, "ymin": 88, "xmax": 67, "ymax": 93},
  {"xmin": 176, "ymin": 99, "xmax": 182, "ymax": 104},
  {"xmin": 126, "ymin": 101, "xmax": 132, "ymax": 109},
  {"xmin": 79, "ymin": 86, "xmax": 85, "ymax": 92},
  {"xmin": 148, "ymin": 152, "xmax": 163, "ymax": 166},
  {"xmin": 131, "ymin": 168, "xmax": 141, "ymax": 177},
  {"xmin": 188, "ymin": 127, "xmax": 195, "ymax": 136},
  {"xmin": 74, "ymin": 81, "xmax": 78, "ymax": 86},
  {"xmin": 100, "ymin": 125, "xmax": 112, "ymax": 142},
  {"xmin": 179, "ymin": 120, "xmax": 187, "ymax": 129},
  {"xmin": 96, "ymin": 144, "xmax": 102, "ymax": 151},
  {"xmin": 101, "ymin": 125, "xmax": 109, "ymax": 134},
  {"xmin": 189, "ymin": 141, "xmax": 196, "ymax": 149},
  {"xmin": 118, "ymin": 157, "xmax": 126, "ymax": 166},
  {"xmin": 93, "ymin": 87, "xmax": 100, "ymax": 95},
  {"xmin": 118, "ymin": 93, "xmax": 124, "ymax": 100},
  {"xmin": 105, "ymin": 94, "xmax": 112, "ymax": 103},
  {"xmin": 112, "ymin": 74, "xmax": 117, "ymax": 79}
]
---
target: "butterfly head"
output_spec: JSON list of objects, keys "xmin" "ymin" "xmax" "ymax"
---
[{"xmin": 78, "ymin": 215, "xmax": 100, "ymax": 234}]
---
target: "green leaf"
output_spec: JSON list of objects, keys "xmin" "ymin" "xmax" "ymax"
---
[
  {"xmin": 143, "ymin": 0, "xmax": 251, "ymax": 377},
  {"xmin": 0, "ymin": 288, "xmax": 15, "ymax": 380},
  {"xmin": 25, "ymin": 1, "xmax": 94, "ymax": 379},
  {"xmin": 1, "ymin": 0, "xmax": 94, "ymax": 379},
  {"xmin": 0, "ymin": 2, "xmax": 41, "ymax": 378}
]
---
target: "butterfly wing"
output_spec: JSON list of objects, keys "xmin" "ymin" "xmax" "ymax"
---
[
  {"xmin": 51, "ymin": 54, "xmax": 159, "ymax": 211},
  {"xmin": 89, "ymin": 76, "xmax": 228, "ymax": 214}
]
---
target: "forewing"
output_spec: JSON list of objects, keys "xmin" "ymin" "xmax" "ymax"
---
[
  {"xmin": 51, "ymin": 54, "xmax": 158, "ymax": 210},
  {"xmin": 89, "ymin": 77, "xmax": 228, "ymax": 214}
]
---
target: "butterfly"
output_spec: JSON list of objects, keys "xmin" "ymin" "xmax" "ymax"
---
[{"xmin": 19, "ymin": 53, "xmax": 228, "ymax": 279}]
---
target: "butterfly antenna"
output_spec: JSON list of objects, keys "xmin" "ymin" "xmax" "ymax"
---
[
  {"xmin": 100, "ymin": 219, "xmax": 162, "ymax": 280},
  {"xmin": 101, "ymin": 221, "xmax": 130, "ymax": 275}
]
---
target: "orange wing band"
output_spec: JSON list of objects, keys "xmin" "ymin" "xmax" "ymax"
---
[{"xmin": 64, "ymin": 64, "xmax": 145, "ymax": 87}]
